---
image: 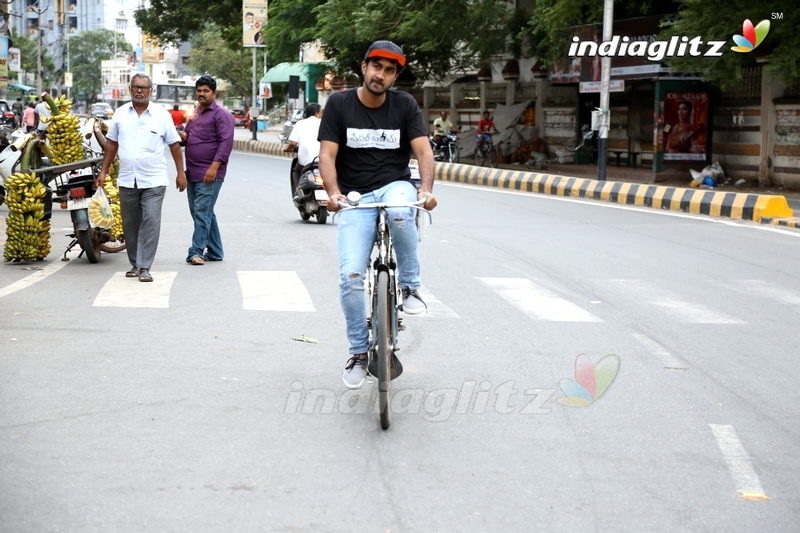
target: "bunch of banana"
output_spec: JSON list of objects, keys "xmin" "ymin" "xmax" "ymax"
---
[
  {"xmin": 102, "ymin": 160, "xmax": 124, "ymax": 240},
  {"xmin": 40, "ymin": 93, "xmax": 84, "ymax": 165},
  {"xmin": 3, "ymin": 172, "xmax": 49, "ymax": 262},
  {"xmin": 88, "ymin": 193, "xmax": 115, "ymax": 228}
]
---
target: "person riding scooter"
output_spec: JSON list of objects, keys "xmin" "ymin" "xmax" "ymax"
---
[{"xmin": 284, "ymin": 103, "xmax": 323, "ymax": 197}]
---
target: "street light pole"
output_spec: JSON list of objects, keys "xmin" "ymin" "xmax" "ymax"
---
[{"xmin": 597, "ymin": 0, "xmax": 614, "ymax": 181}]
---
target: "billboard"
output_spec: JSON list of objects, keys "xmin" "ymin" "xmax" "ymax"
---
[
  {"xmin": 662, "ymin": 91, "xmax": 708, "ymax": 161},
  {"xmin": 0, "ymin": 36, "xmax": 8, "ymax": 87},
  {"xmin": 142, "ymin": 34, "xmax": 160, "ymax": 63},
  {"xmin": 8, "ymin": 47, "xmax": 19, "ymax": 72},
  {"xmin": 243, "ymin": 0, "xmax": 267, "ymax": 47}
]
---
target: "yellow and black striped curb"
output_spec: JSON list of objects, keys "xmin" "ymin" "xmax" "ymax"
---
[
  {"xmin": 232, "ymin": 142, "xmax": 794, "ymax": 223},
  {"xmin": 761, "ymin": 217, "xmax": 800, "ymax": 228},
  {"xmin": 233, "ymin": 138, "xmax": 292, "ymax": 158},
  {"xmin": 435, "ymin": 162, "xmax": 794, "ymax": 223}
]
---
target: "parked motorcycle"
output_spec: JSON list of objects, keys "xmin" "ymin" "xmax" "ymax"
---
[
  {"xmin": 291, "ymin": 156, "xmax": 328, "ymax": 224},
  {"xmin": 430, "ymin": 131, "xmax": 460, "ymax": 163}
]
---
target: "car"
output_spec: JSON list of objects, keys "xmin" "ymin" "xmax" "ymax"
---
[
  {"xmin": 90, "ymin": 102, "xmax": 114, "ymax": 120},
  {"xmin": 230, "ymin": 108, "xmax": 252, "ymax": 129}
]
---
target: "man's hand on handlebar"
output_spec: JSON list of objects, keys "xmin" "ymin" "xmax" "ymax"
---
[
  {"xmin": 418, "ymin": 190, "xmax": 437, "ymax": 210},
  {"xmin": 327, "ymin": 192, "xmax": 346, "ymax": 212}
]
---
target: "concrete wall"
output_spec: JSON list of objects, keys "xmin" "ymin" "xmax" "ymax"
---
[
  {"xmin": 711, "ymin": 104, "xmax": 762, "ymax": 181},
  {"xmin": 774, "ymin": 105, "xmax": 800, "ymax": 188}
]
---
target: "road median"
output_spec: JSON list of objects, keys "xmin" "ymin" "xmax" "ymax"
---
[{"xmin": 232, "ymin": 140, "xmax": 794, "ymax": 223}]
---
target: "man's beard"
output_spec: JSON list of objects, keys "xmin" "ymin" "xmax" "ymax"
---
[{"xmin": 364, "ymin": 77, "xmax": 388, "ymax": 96}]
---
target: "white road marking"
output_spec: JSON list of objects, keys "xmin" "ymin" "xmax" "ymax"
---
[
  {"xmin": 438, "ymin": 181, "xmax": 800, "ymax": 238},
  {"xmin": 631, "ymin": 333, "xmax": 686, "ymax": 369},
  {"xmin": 237, "ymin": 271, "xmax": 316, "ymax": 312},
  {"xmin": 713, "ymin": 279, "xmax": 800, "ymax": 309},
  {"xmin": 710, "ymin": 424, "xmax": 767, "ymax": 499},
  {"xmin": 0, "ymin": 259, "xmax": 71, "ymax": 299},
  {"xmin": 403, "ymin": 286, "xmax": 460, "ymax": 318},
  {"xmin": 476, "ymin": 277, "xmax": 603, "ymax": 322},
  {"xmin": 93, "ymin": 271, "xmax": 177, "ymax": 308},
  {"xmin": 598, "ymin": 280, "xmax": 746, "ymax": 324}
]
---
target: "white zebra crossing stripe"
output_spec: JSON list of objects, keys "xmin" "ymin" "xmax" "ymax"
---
[
  {"xmin": 597, "ymin": 280, "xmax": 746, "ymax": 324},
  {"xmin": 476, "ymin": 277, "xmax": 603, "ymax": 322},
  {"xmin": 710, "ymin": 424, "xmax": 768, "ymax": 500},
  {"xmin": 237, "ymin": 271, "xmax": 315, "ymax": 312},
  {"xmin": 713, "ymin": 280, "xmax": 800, "ymax": 309},
  {"xmin": 403, "ymin": 286, "xmax": 460, "ymax": 318},
  {"xmin": 93, "ymin": 271, "xmax": 177, "ymax": 308}
]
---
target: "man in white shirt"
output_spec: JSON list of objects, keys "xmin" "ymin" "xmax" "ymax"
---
[
  {"xmin": 284, "ymin": 103, "xmax": 323, "ymax": 194},
  {"xmin": 95, "ymin": 73, "xmax": 186, "ymax": 283},
  {"xmin": 34, "ymin": 97, "xmax": 51, "ymax": 135}
]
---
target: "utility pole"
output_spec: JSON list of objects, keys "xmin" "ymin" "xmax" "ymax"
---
[
  {"xmin": 597, "ymin": 0, "xmax": 614, "ymax": 181},
  {"xmin": 251, "ymin": 47, "xmax": 257, "ymax": 141}
]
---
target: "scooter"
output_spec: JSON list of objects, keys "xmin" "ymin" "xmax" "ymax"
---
[
  {"xmin": 291, "ymin": 156, "xmax": 328, "ymax": 224},
  {"xmin": 430, "ymin": 130, "xmax": 460, "ymax": 163}
]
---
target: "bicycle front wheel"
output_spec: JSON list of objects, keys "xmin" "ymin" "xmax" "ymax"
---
[{"xmin": 376, "ymin": 270, "xmax": 392, "ymax": 430}]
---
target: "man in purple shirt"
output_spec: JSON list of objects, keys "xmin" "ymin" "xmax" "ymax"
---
[{"xmin": 177, "ymin": 76, "xmax": 235, "ymax": 265}]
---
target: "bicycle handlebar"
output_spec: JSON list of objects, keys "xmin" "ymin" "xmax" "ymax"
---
[{"xmin": 337, "ymin": 198, "xmax": 427, "ymax": 210}]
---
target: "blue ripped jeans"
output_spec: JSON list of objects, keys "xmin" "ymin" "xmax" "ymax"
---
[{"xmin": 338, "ymin": 180, "xmax": 420, "ymax": 354}]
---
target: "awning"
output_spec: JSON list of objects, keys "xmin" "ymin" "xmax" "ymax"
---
[
  {"xmin": 260, "ymin": 62, "xmax": 334, "ymax": 83},
  {"xmin": 9, "ymin": 83, "xmax": 36, "ymax": 92}
]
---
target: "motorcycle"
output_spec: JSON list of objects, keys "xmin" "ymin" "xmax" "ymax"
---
[
  {"xmin": 49, "ymin": 160, "xmax": 112, "ymax": 263},
  {"xmin": 278, "ymin": 109, "xmax": 304, "ymax": 144},
  {"xmin": 291, "ymin": 156, "xmax": 329, "ymax": 224},
  {"xmin": 430, "ymin": 130, "xmax": 460, "ymax": 163}
]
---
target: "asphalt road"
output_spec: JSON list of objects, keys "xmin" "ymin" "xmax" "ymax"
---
[{"xmin": 2, "ymin": 151, "xmax": 800, "ymax": 532}]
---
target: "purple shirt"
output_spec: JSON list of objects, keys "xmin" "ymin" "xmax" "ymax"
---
[{"xmin": 184, "ymin": 100, "xmax": 235, "ymax": 182}]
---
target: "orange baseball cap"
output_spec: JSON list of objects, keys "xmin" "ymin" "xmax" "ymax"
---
[{"xmin": 364, "ymin": 40, "xmax": 406, "ymax": 68}]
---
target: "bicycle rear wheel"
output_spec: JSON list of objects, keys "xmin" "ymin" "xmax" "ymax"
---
[
  {"xmin": 488, "ymin": 146, "xmax": 498, "ymax": 168},
  {"xmin": 376, "ymin": 270, "xmax": 392, "ymax": 430}
]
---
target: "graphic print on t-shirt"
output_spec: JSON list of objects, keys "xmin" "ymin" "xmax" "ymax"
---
[{"xmin": 346, "ymin": 128, "xmax": 401, "ymax": 150}]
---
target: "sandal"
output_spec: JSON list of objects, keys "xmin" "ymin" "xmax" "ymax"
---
[
  {"xmin": 138, "ymin": 269, "xmax": 153, "ymax": 282},
  {"xmin": 126, "ymin": 268, "xmax": 139, "ymax": 278},
  {"xmin": 190, "ymin": 256, "xmax": 205, "ymax": 265}
]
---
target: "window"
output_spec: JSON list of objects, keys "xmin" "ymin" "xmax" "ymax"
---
[
  {"xmin": 117, "ymin": 0, "xmax": 125, "ymax": 4},
  {"xmin": 115, "ymin": 18, "xmax": 127, "ymax": 30}
]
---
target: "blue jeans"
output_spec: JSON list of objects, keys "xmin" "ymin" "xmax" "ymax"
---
[
  {"xmin": 186, "ymin": 179, "xmax": 224, "ymax": 262},
  {"xmin": 338, "ymin": 180, "xmax": 420, "ymax": 354}
]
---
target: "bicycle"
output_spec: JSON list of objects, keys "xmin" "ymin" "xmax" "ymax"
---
[
  {"xmin": 337, "ymin": 192, "xmax": 431, "ymax": 430},
  {"xmin": 475, "ymin": 136, "xmax": 497, "ymax": 168}
]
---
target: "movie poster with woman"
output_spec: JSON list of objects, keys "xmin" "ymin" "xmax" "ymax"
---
[{"xmin": 663, "ymin": 91, "xmax": 708, "ymax": 161}]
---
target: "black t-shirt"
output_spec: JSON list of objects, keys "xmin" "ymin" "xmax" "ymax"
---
[{"xmin": 317, "ymin": 88, "xmax": 428, "ymax": 194}]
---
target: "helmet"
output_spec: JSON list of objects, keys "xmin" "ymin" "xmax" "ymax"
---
[{"xmin": 364, "ymin": 40, "xmax": 406, "ymax": 68}]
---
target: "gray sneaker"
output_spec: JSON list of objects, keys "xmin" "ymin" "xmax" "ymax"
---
[
  {"xmin": 401, "ymin": 287, "xmax": 426, "ymax": 315},
  {"xmin": 342, "ymin": 354, "xmax": 368, "ymax": 389}
]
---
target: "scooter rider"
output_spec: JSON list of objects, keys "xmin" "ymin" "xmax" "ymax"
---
[
  {"xmin": 432, "ymin": 110, "xmax": 457, "ymax": 148},
  {"xmin": 284, "ymin": 103, "xmax": 323, "ymax": 197}
]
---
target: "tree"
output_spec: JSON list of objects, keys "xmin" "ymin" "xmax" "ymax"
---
[
  {"xmin": 68, "ymin": 29, "xmax": 132, "ymax": 103},
  {"xmin": 185, "ymin": 24, "xmax": 267, "ymax": 100},
  {"xmin": 136, "ymin": 0, "xmax": 517, "ymax": 79},
  {"xmin": 9, "ymin": 28, "xmax": 56, "ymax": 88},
  {"xmin": 661, "ymin": 0, "xmax": 799, "ymax": 88}
]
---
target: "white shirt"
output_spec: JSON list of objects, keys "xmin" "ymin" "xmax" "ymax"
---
[
  {"xmin": 35, "ymin": 101, "xmax": 51, "ymax": 132},
  {"xmin": 288, "ymin": 115, "xmax": 321, "ymax": 166},
  {"xmin": 106, "ymin": 102, "xmax": 181, "ymax": 188}
]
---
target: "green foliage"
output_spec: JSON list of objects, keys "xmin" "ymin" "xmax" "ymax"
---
[
  {"xmin": 9, "ymin": 28, "xmax": 56, "ymax": 87},
  {"xmin": 185, "ymin": 24, "xmax": 267, "ymax": 101},
  {"xmin": 524, "ymin": 0, "xmax": 603, "ymax": 67},
  {"xmin": 134, "ymin": 0, "xmax": 242, "ymax": 46},
  {"xmin": 661, "ymin": 0, "xmax": 799, "ymax": 88},
  {"xmin": 135, "ymin": 0, "xmax": 517, "ymax": 81},
  {"xmin": 68, "ymin": 29, "xmax": 131, "ymax": 102}
]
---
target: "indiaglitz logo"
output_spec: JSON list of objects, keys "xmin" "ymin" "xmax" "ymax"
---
[
  {"xmin": 731, "ymin": 19, "xmax": 770, "ymax": 53},
  {"xmin": 556, "ymin": 353, "xmax": 620, "ymax": 407}
]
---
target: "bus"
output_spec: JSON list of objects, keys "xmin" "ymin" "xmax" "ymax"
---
[{"xmin": 151, "ymin": 78, "xmax": 227, "ymax": 118}]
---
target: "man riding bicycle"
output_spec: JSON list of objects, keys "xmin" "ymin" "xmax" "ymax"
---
[
  {"xmin": 319, "ymin": 40, "xmax": 437, "ymax": 390},
  {"xmin": 476, "ymin": 110, "xmax": 498, "ymax": 153}
]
